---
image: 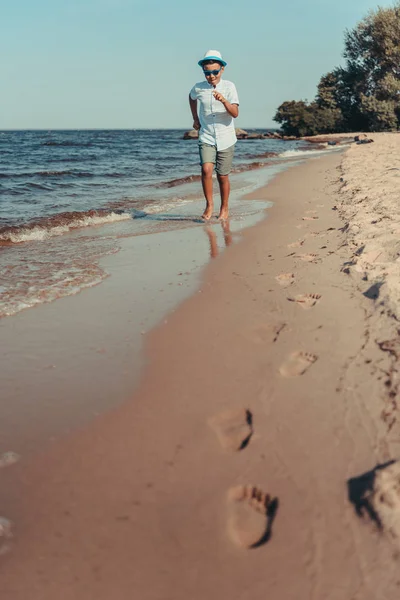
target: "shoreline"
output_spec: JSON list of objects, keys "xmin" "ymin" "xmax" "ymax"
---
[
  {"xmin": 0, "ymin": 143, "xmax": 341, "ymax": 245},
  {"xmin": 2, "ymin": 149, "xmax": 400, "ymax": 597},
  {"xmin": 0, "ymin": 151, "xmax": 311, "ymax": 320},
  {"xmin": 0, "ymin": 156, "xmax": 314, "ymax": 455}
]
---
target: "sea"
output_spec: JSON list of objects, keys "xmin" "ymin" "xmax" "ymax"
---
[{"xmin": 0, "ymin": 129, "xmax": 339, "ymax": 319}]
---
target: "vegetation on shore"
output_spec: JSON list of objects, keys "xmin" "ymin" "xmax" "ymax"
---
[{"xmin": 274, "ymin": 3, "xmax": 400, "ymax": 137}]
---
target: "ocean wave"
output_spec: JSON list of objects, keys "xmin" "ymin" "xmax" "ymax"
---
[
  {"xmin": 41, "ymin": 140, "xmax": 94, "ymax": 147},
  {"xmin": 155, "ymin": 158, "xmax": 278, "ymax": 188},
  {"xmin": 24, "ymin": 182, "xmax": 54, "ymax": 191},
  {"xmin": 143, "ymin": 198, "xmax": 192, "ymax": 214},
  {"xmin": 0, "ymin": 170, "xmax": 119, "ymax": 179},
  {"xmin": 245, "ymin": 151, "xmax": 279, "ymax": 159},
  {"xmin": 0, "ymin": 273, "xmax": 107, "ymax": 318},
  {"xmin": 234, "ymin": 161, "xmax": 272, "ymax": 173},
  {"xmin": 0, "ymin": 209, "xmax": 132, "ymax": 244},
  {"xmin": 156, "ymin": 174, "xmax": 202, "ymax": 188},
  {"xmin": 278, "ymin": 147, "xmax": 342, "ymax": 159},
  {"xmin": 46, "ymin": 155, "xmax": 98, "ymax": 163},
  {"xmin": 0, "ymin": 170, "xmax": 94, "ymax": 179}
]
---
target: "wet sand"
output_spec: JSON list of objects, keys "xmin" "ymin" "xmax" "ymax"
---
[
  {"xmin": 0, "ymin": 207, "xmax": 266, "ymax": 454},
  {"xmin": 2, "ymin": 151, "xmax": 400, "ymax": 598}
]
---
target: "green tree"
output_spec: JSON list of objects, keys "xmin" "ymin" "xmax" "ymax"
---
[
  {"xmin": 274, "ymin": 100, "xmax": 342, "ymax": 137},
  {"xmin": 317, "ymin": 72, "xmax": 340, "ymax": 110},
  {"xmin": 344, "ymin": 5, "xmax": 400, "ymax": 93},
  {"xmin": 343, "ymin": 3, "xmax": 400, "ymax": 130},
  {"xmin": 311, "ymin": 104, "xmax": 343, "ymax": 133},
  {"xmin": 274, "ymin": 2, "xmax": 400, "ymax": 134},
  {"xmin": 274, "ymin": 101, "xmax": 312, "ymax": 137},
  {"xmin": 359, "ymin": 95, "xmax": 398, "ymax": 130},
  {"xmin": 329, "ymin": 65, "xmax": 369, "ymax": 131}
]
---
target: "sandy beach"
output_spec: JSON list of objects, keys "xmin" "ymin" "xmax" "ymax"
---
[{"xmin": 2, "ymin": 140, "xmax": 400, "ymax": 598}]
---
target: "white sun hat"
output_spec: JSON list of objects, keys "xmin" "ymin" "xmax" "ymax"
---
[{"xmin": 198, "ymin": 50, "xmax": 227, "ymax": 67}]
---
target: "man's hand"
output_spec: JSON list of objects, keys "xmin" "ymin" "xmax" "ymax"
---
[
  {"xmin": 212, "ymin": 92, "xmax": 239, "ymax": 118},
  {"xmin": 213, "ymin": 91, "xmax": 226, "ymax": 104},
  {"xmin": 193, "ymin": 119, "xmax": 200, "ymax": 131}
]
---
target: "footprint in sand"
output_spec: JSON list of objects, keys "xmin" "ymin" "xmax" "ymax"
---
[
  {"xmin": 209, "ymin": 408, "xmax": 253, "ymax": 451},
  {"xmin": 279, "ymin": 351, "xmax": 318, "ymax": 377},
  {"xmin": 275, "ymin": 273, "xmax": 295, "ymax": 287},
  {"xmin": 296, "ymin": 253, "xmax": 318, "ymax": 263},
  {"xmin": 227, "ymin": 485, "xmax": 273, "ymax": 548},
  {"xmin": 0, "ymin": 517, "xmax": 13, "ymax": 556},
  {"xmin": 287, "ymin": 293, "xmax": 322, "ymax": 310},
  {"xmin": 302, "ymin": 216, "xmax": 319, "ymax": 221},
  {"xmin": 248, "ymin": 322, "xmax": 286, "ymax": 344},
  {"xmin": 287, "ymin": 240, "xmax": 304, "ymax": 249}
]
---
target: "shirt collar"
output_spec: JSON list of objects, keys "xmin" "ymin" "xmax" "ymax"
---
[{"xmin": 207, "ymin": 79, "xmax": 222, "ymax": 89}]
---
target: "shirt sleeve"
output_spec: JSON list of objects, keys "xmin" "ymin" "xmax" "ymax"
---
[
  {"xmin": 189, "ymin": 85, "xmax": 198, "ymax": 100},
  {"xmin": 227, "ymin": 83, "xmax": 239, "ymax": 105}
]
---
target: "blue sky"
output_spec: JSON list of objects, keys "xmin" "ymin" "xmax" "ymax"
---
[{"xmin": 1, "ymin": 0, "xmax": 391, "ymax": 129}]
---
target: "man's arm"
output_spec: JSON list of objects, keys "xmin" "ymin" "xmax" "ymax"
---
[
  {"xmin": 212, "ymin": 92, "xmax": 239, "ymax": 118},
  {"xmin": 189, "ymin": 95, "xmax": 200, "ymax": 130},
  {"xmin": 223, "ymin": 101, "xmax": 239, "ymax": 118}
]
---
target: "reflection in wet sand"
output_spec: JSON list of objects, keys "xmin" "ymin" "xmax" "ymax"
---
[{"xmin": 205, "ymin": 221, "xmax": 233, "ymax": 259}]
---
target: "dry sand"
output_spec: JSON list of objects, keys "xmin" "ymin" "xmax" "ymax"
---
[
  {"xmin": 339, "ymin": 132, "xmax": 400, "ymax": 317},
  {"xmin": 2, "ymin": 149, "xmax": 400, "ymax": 598}
]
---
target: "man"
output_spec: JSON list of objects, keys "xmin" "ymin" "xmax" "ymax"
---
[{"xmin": 189, "ymin": 50, "xmax": 239, "ymax": 220}]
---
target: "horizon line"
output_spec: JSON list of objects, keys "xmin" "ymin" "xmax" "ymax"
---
[{"xmin": 0, "ymin": 126, "xmax": 277, "ymax": 132}]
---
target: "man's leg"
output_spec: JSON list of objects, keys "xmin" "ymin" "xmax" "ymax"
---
[
  {"xmin": 199, "ymin": 143, "xmax": 216, "ymax": 220},
  {"xmin": 217, "ymin": 174, "xmax": 230, "ymax": 220},
  {"xmin": 216, "ymin": 144, "xmax": 235, "ymax": 220},
  {"xmin": 201, "ymin": 163, "xmax": 214, "ymax": 219}
]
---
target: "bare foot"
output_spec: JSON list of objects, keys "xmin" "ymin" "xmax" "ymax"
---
[
  {"xmin": 209, "ymin": 408, "xmax": 253, "ymax": 451},
  {"xmin": 275, "ymin": 273, "xmax": 295, "ymax": 287},
  {"xmin": 287, "ymin": 293, "xmax": 322, "ymax": 309},
  {"xmin": 217, "ymin": 210, "xmax": 229, "ymax": 221},
  {"xmin": 227, "ymin": 485, "xmax": 271, "ymax": 548},
  {"xmin": 279, "ymin": 351, "xmax": 317, "ymax": 377},
  {"xmin": 202, "ymin": 208, "xmax": 213, "ymax": 221}
]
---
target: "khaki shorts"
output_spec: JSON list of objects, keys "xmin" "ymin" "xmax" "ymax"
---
[{"xmin": 199, "ymin": 142, "xmax": 235, "ymax": 176}]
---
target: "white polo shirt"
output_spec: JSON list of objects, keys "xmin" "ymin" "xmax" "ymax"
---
[{"xmin": 190, "ymin": 79, "xmax": 239, "ymax": 151}]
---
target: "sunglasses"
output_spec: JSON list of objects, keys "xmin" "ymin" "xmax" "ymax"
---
[{"xmin": 203, "ymin": 68, "xmax": 221, "ymax": 77}]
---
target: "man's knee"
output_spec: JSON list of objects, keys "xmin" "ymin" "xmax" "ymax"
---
[
  {"xmin": 217, "ymin": 173, "xmax": 229, "ymax": 183},
  {"xmin": 202, "ymin": 163, "xmax": 214, "ymax": 178}
]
